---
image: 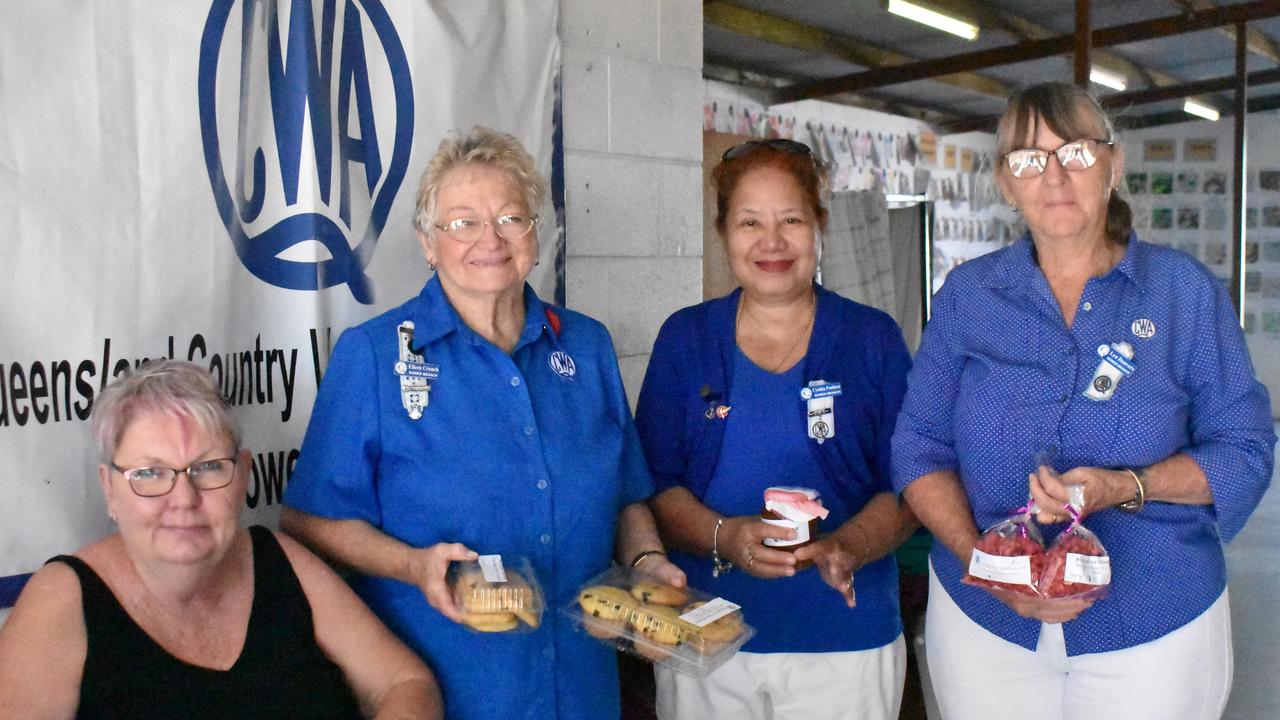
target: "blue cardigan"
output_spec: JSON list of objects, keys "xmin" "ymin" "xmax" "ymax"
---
[{"xmin": 635, "ymin": 285, "xmax": 913, "ymax": 652}]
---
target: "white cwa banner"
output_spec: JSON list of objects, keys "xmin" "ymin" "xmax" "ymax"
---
[{"xmin": 0, "ymin": 0, "xmax": 560, "ymax": 616}]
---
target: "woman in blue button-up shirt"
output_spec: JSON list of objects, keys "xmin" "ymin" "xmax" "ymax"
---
[
  {"xmin": 280, "ymin": 127, "xmax": 685, "ymax": 720},
  {"xmin": 893, "ymin": 83, "xmax": 1274, "ymax": 720}
]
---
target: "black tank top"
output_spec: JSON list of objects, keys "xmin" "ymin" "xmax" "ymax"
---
[{"xmin": 52, "ymin": 525, "xmax": 361, "ymax": 719}]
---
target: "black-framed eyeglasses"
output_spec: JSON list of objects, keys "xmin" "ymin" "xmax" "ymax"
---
[
  {"xmin": 721, "ymin": 139, "xmax": 814, "ymax": 161},
  {"xmin": 1003, "ymin": 138, "xmax": 1114, "ymax": 179},
  {"xmin": 110, "ymin": 457, "xmax": 238, "ymax": 498},
  {"xmin": 432, "ymin": 214, "xmax": 538, "ymax": 243}
]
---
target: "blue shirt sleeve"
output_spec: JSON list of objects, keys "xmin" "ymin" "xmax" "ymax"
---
[
  {"xmin": 597, "ymin": 324, "xmax": 655, "ymax": 507},
  {"xmin": 891, "ymin": 279, "xmax": 963, "ymax": 492},
  {"xmin": 283, "ymin": 327, "xmax": 384, "ymax": 526},
  {"xmin": 635, "ymin": 314, "xmax": 693, "ymax": 495},
  {"xmin": 1178, "ymin": 274, "xmax": 1275, "ymax": 542},
  {"xmin": 872, "ymin": 316, "xmax": 913, "ymax": 494}
]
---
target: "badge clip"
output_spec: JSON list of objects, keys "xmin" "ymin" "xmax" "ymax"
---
[
  {"xmin": 396, "ymin": 322, "xmax": 438, "ymax": 420},
  {"xmin": 802, "ymin": 380, "xmax": 841, "ymax": 444},
  {"xmin": 1083, "ymin": 342, "xmax": 1134, "ymax": 402}
]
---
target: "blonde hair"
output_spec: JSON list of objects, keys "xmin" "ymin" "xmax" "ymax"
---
[
  {"xmin": 90, "ymin": 360, "xmax": 238, "ymax": 461},
  {"xmin": 412, "ymin": 126, "xmax": 547, "ymax": 235}
]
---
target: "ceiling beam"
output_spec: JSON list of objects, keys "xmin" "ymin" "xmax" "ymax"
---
[
  {"xmin": 1171, "ymin": 0, "xmax": 1280, "ymax": 63},
  {"xmin": 703, "ymin": 0, "xmax": 1010, "ymax": 100},
  {"xmin": 776, "ymin": 0, "xmax": 1280, "ymax": 103},
  {"xmin": 938, "ymin": 65, "xmax": 1280, "ymax": 133}
]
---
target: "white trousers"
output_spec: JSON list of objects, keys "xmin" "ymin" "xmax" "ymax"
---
[
  {"xmin": 926, "ymin": 567, "xmax": 1233, "ymax": 720},
  {"xmin": 655, "ymin": 637, "xmax": 906, "ymax": 720}
]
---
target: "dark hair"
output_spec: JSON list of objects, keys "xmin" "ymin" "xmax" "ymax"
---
[
  {"xmin": 996, "ymin": 82, "xmax": 1132, "ymax": 245},
  {"xmin": 711, "ymin": 144, "xmax": 829, "ymax": 235}
]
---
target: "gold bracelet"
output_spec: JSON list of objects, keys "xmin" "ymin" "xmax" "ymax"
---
[
  {"xmin": 1117, "ymin": 468, "xmax": 1146, "ymax": 513},
  {"xmin": 712, "ymin": 517, "xmax": 733, "ymax": 577}
]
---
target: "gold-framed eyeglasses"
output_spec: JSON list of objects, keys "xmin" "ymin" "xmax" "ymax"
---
[
  {"xmin": 433, "ymin": 214, "xmax": 537, "ymax": 243},
  {"xmin": 110, "ymin": 457, "xmax": 238, "ymax": 497},
  {"xmin": 1003, "ymin": 138, "xmax": 1114, "ymax": 179}
]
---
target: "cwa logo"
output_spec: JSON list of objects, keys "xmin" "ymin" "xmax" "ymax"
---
[{"xmin": 198, "ymin": 0, "xmax": 414, "ymax": 303}]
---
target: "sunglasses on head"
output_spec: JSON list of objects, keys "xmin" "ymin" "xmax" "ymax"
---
[{"xmin": 721, "ymin": 139, "xmax": 814, "ymax": 161}]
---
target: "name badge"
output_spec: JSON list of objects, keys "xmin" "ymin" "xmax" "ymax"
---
[
  {"xmin": 396, "ymin": 322, "xmax": 435, "ymax": 420},
  {"xmin": 803, "ymin": 380, "xmax": 838, "ymax": 444},
  {"xmin": 1083, "ymin": 342, "xmax": 1134, "ymax": 402}
]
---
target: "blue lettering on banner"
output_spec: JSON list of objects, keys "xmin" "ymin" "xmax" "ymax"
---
[{"xmin": 198, "ymin": 0, "xmax": 415, "ymax": 304}]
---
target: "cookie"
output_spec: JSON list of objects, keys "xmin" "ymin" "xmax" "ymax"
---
[
  {"xmin": 577, "ymin": 585, "xmax": 637, "ymax": 622},
  {"xmin": 461, "ymin": 612, "xmax": 519, "ymax": 632},
  {"xmin": 681, "ymin": 601, "xmax": 744, "ymax": 644},
  {"xmin": 630, "ymin": 581, "xmax": 688, "ymax": 607}
]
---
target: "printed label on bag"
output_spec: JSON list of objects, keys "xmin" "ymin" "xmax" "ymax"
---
[
  {"xmin": 1064, "ymin": 554, "xmax": 1112, "ymax": 585},
  {"xmin": 968, "ymin": 548, "xmax": 1032, "ymax": 584},
  {"xmin": 478, "ymin": 554, "xmax": 508, "ymax": 583},
  {"xmin": 761, "ymin": 517, "xmax": 809, "ymax": 547},
  {"xmin": 679, "ymin": 597, "xmax": 741, "ymax": 627}
]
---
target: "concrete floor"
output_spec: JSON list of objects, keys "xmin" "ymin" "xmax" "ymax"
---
[{"xmin": 1222, "ymin": 456, "xmax": 1280, "ymax": 719}]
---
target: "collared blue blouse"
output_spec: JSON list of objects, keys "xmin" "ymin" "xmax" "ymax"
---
[
  {"xmin": 285, "ymin": 276, "xmax": 652, "ymax": 720},
  {"xmin": 892, "ymin": 234, "xmax": 1274, "ymax": 655}
]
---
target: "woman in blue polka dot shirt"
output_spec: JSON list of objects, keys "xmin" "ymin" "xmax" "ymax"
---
[{"xmin": 892, "ymin": 82, "xmax": 1275, "ymax": 720}]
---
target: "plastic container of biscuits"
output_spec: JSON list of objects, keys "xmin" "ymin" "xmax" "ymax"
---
[
  {"xmin": 450, "ymin": 555, "xmax": 545, "ymax": 633},
  {"xmin": 564, "ymin": 565, "xmax": 755, "ymax": 677}
]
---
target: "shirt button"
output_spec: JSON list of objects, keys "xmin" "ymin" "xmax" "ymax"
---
[
  {"xmin": 510, "ymin": 376, "xmax": 521, "ymax": 387},
  {"xmin": 524, "ymin": 426, "xmax": 535, "ymax": 436},
  {"xmin": 1059, "ymin": 393, "xmax": 1069, "ymax": 403},
  {"xmin": 1065, "ymin": 346, "xmax": 1075, "ymax": 355},
  {"xmin": 537, "ymin": 478, "xmax": 548, "ymax": 490},
  {"xmin": 1082, "ymin": 301, "xmax": 1093, "ymax": 311},
  {"xmin": 540, "ymin": 533, "xmax": 552, "ymax": 544}
]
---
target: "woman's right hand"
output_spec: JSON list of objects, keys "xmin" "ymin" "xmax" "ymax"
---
[
  {"xmin": 987, "ymin": 587, "xmax": 1094, "ymax": 624},
  {"xmin": 405, "ymin": 542, "xmax": 479, "ymax": 623},
  {"xmin": 722, "ymin": 516, "xmax": 799, "ymax": 579}
]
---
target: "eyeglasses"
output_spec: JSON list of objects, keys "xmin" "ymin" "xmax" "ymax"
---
[
  {"xmin": 110, "ymin": 457, "xmax": 238, "ymax": 497},
  {"xmin": 721, "ymin": 139, "xmax": 814, "ymax": 161},
  {"xmin": 1003, "ymin": 138, "xmax": 1114, "ymax": 178},
  {"xmin": 433, "ymin": 214, "xmax": 537, "ymax": 243}
]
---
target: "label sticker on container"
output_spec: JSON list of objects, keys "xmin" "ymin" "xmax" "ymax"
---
[
  {"xmin": 762, "ymin": 517, "xmax": 810, "ymax": 547},
  {"xmin": 1064, "ymin": 554, "xmax": 1112, "ymax": 585},
  {"xmin": 477, "ymin": 554, "xmax": 508, "ymax": 583},
  {"xmin": 968, "ymin": 548, "xmax": 1032, "ymax": 584},
  {"xmin": 679, "ymin": 597, "xmax": 741, "ymax": 627}
]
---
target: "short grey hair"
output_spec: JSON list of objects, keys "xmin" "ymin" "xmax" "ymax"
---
[
  {"xmin": 90, "ymin": 360, "xmax": 239, "ymax": 462},
  {"xmin": 411, "ymin": 126, "xmax": 548, "ymax": 235}
]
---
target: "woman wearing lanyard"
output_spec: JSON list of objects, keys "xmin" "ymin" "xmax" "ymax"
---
[
  {"xmin": 893, "ymin": 82, "xmax": 1274, "ymax": 720},
  {"xmin": 635, "ymin": 139, "xmax": 918, "ymax": 720},
  {"xmin": 282, "ymin": 126, "xmax": 684, "ymax": 720}
]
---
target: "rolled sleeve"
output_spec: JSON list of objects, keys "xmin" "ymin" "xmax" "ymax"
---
[
  {"xmin": 1182, "ymin": 281, "xmax": 1276, "ymax": 542},
  {"xmin": 284, "ymin": 327, "xmax": 384, "ymax": 526},
  {"xmin": 891, "ymin": 281, "xmax": 963, "ymax": 492}
]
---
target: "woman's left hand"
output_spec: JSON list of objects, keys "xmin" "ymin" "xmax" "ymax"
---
[
  {"xmin": 633, "ymin": 552, "xmax": 688, "ymax": 589},
  {"xmin": 1028, "ymin": 465, "xmax": 1135, "ymax": 523},
  {"xmin": 793, "ymin": 538, "xmax": 858, "ymax": 608}
]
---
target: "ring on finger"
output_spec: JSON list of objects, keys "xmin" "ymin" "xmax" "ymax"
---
[{"xmin": 745, "ymin": 547, "xmax": 755, "ymax": 568}]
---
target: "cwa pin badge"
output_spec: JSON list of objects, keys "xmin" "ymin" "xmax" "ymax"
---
[
  {"xmin": 395, "ymin": 322, "xmax": 440, "ymax": 420},
  {"xmin": 800, "ymin": 380, "xmax": 842, "ymax": 444},
  {"xmin": 1083, "ymin": 342, "xmax": 1134, "ymax": 402}
]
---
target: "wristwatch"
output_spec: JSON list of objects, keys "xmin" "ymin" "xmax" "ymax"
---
[{"xmin": 1117, "ymin": 467, "xmax": 1146, "ymax": 513}]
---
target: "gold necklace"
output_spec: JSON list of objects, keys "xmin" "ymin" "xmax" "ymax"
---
[{"xmin": 735, "ymin": 291, "xmax": 816, "ymax": 373}]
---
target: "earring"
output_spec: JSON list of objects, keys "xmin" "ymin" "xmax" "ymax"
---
[
  {"xmin": 108, "ymin": 509, "xmax": 117, "ymax": 523},
  {"xmin": 428, "ymin": 261, "xmax": 437, "ymax": 272}
]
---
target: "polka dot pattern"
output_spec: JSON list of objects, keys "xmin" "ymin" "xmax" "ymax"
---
[{"xmin": 892, "ymin": 235, "xmax": 1275, "ymax": 654}]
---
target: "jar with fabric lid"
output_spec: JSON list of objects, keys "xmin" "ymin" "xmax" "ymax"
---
[{"xmin": 760, "ymin": 487, "xmax": 829, "ymax": 570}]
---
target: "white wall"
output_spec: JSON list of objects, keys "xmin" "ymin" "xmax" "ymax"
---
[{"xmin": 558, "ymin": 0, "xmax": 704, "ymax": 405}]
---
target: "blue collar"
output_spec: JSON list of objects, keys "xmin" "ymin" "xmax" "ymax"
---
[
  {"xmin": 409, "ymin": 275, "xmax": 561, "ymax": 353},
  {"xmin": 980, "ymin": 232, "xmax": 1146, "ymax": 291}
]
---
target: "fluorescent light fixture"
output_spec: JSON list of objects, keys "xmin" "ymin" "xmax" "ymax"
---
[
  {"xmin": 887, "ymin": 0, "xmax": 979, "ymax": 41},
  {"xmin": 1183, "ymin": 99, "xmax": 1220, "ymax": 122},
  {"xmin": 1089, "ymin": 67, "xmax": 1127, "ymax": 91}
]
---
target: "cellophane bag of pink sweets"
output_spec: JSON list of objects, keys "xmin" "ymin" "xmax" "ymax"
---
[
  {"xmin": 963, "ymin": 499, "xmax": 1045, "ymax": 597},
  {"xmin": 1039, "ymin": 484, "xmax": 1111, "ymax": 600}
]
